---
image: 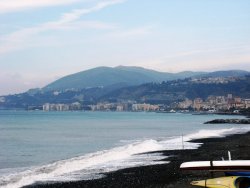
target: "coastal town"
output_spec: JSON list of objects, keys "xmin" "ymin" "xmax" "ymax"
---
[{"xmin": 42, "ymin": 94, "xmax": 250, "ymax": 113}]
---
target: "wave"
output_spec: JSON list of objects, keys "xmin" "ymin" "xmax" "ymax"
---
[{"xmin": 1, "ymin": 126, "xmax": 250, "ymax": 188}]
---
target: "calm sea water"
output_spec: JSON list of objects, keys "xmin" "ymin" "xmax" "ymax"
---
[{"xmin": 0, "ymin": 110, "xmax": 249, "ymax": 188}]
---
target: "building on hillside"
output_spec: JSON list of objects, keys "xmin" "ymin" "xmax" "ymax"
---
[
  {"xmin": 193, "ymin": 98, "xmax": 203, "ymax": 111},
  {"xmin": 243, "ymin": 99, "xmax": 250, "ymax": 108},
  {"xmin": 228, "ymin": 94, "xmax": 233, "ymax": 99},
  {"xmin": 70, "ymin": 102, "xmax": 82, "ymax": 110},
  {"xmin": 43, "ymin": 103, "xmax": 70, "ymax": 111},
  {"xmin": 132, "ymin": 103, "xmax": 159, "ymax": 111},
  {"xmin": 116, "ymin": 105, "xmax": 124, "ymax": 112},
  {"xmin": 43, "ymin": 103, "xmax": 50, "ymax": 111},
  {"xmin": 178, "ymin": 99, "xmax": 193, "ymax": 109},
  {"xmin": 216, "ymin": 96, "xmax": 226, "ymax": 104},
  {"xmin": 207, "ymin": 96, "xmax": 216, "ymax": 105}
]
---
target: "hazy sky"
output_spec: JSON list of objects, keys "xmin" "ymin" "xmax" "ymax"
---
[{"xmin": 0, "ymin": 0, "xmax": 250, "ymax": 95}]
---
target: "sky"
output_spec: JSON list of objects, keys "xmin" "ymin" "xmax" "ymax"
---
[{"xmin": 0, "ymin": 0, "xmax": 250, "ymax": 95}]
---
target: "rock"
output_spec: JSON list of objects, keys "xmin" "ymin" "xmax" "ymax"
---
[{"xmin": 204, "ymin": 119, "xmax": 250, "ymax": 124}]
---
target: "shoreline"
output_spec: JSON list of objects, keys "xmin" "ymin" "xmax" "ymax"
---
[{"xmin": 25, "ymin": 131, "xmax": 250, "ymax": 188}]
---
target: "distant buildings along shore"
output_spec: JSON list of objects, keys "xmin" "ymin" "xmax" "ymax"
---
[{"xmin": 41, "ymin": 94, "xmax": 250, "ymax": 112}]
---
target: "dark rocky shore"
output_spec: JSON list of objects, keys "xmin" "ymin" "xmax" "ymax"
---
[
  {"xmin": 205, "ymin": 119, "xmax": 250, "ymax": 124},
  {"xmin": 25, "ymin": 132, "xmax": 250, "ymax": 188}
]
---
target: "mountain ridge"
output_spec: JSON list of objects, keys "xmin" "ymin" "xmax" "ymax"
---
[
  {"xmin": 1, "ymin": 74, "xmax": 249, "ymax": 110},
  {"xmin": 44, "ymin": 66, "xmax": 249, "ymax": 92}
]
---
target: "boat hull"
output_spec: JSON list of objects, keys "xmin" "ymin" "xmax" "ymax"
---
[
  {"xmin": 191, "ymin": 176, "xmax": 250, "ymax": 188},
  {"xmin": 180, "ymin": 160, "xmax": 250, "ymax": 171}
]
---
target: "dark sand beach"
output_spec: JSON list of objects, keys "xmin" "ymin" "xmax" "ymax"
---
[{"xmin": 26, "ymin": 131, "xmax": 250, "ymax": 188}]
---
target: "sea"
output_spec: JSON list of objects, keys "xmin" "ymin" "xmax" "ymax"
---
[{"xmin": 0, "ymin": 110, "xmax": 249, "ymax": 188}]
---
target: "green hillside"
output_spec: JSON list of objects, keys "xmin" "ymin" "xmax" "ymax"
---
[{"xmin": 44, "ymin": 66, "xmax": 204, "ymax": 91}]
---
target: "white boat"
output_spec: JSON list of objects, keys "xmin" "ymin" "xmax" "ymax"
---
[{"xmin": 180, "ymin": 160, "xmax": 250, "ymax": 171}]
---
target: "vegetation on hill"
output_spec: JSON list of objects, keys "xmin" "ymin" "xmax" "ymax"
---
[
  {"xmin": 0, "ymin": 75, "xmax": 249, "ymax": 109},
  {"xmin": 44, "ymin": 66, "xmax": 206, "ymax": 91},
  {"xmin": 100, "ymin": 76, "xmax": 250, "ymax": 104}
]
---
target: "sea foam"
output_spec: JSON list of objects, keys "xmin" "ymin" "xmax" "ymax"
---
[{"xmin": 1, "ymin": 126, "xmax": 250, "ymax": 188}]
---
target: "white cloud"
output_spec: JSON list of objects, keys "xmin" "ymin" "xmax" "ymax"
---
[
  {"xmin": 56, "ymin": 21, "xmax": 117, "ymax": 30},
  {"xmin": 60, "ymin": 0, "xmax": 125, "ymax": 23},
  {"xmin": 0, "ymin": 0, "xmax": 81, "ymax": 14},
  {"xmin": 0, "ymin": 0, "xmax": 124, "ymax": 54}
]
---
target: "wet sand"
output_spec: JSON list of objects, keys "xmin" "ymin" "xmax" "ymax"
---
[{"xmin": 25, "ymin": 132, "xmax": 250, "ymax": 188}]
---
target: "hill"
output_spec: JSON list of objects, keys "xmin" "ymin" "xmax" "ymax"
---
[
  {"xmin": 201, "ymin": 70, "xmax": 249, "ymax": 78},
  {"xmin": 43, "ymin": 66, "xmax": 205, "ymax": 91},
  {"xmin": 0, "ymin": 66, "xmax": 249, "ymax": 109},
  {"xmin": 1, "ymin": 74, "xmax": 249, "ymax": 109},
  {"xmin": 100, "ymin": 76, "xmax": 250, "ymax": 104}
]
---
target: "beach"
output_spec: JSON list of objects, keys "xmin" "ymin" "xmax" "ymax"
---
[{"xmin": 25, "ymin": 131, "xmax": 250, "ymax": 188}]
